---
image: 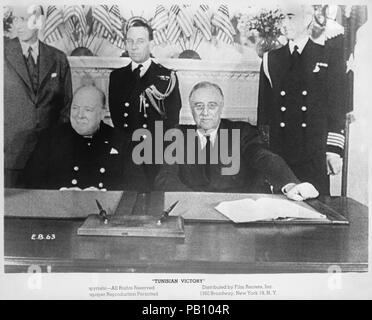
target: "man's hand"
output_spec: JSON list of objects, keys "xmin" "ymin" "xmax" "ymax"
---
[
  {"xmin": 59, "ymin": 187, "xmax": 107, "ymax": 191},
  {"xmin": 59, "ymin": 187, "xmax": 82, "ymax": 191},
  {"xmin": 326, "ymin": 153, "xmax": 342, "ymax": 175},
  {"xmin": 83, "ymin": 186, "xmax": 107, "ymax": 192},
  {"xmin": 283, "ymin": 182, "xmax": 319, "ymax": 201}
]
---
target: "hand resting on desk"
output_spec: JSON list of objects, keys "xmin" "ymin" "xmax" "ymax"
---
[{"xmin": 282, "ymin": 182, "xmax": 319, "ymax": 201}]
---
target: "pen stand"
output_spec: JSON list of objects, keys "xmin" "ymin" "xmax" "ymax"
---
[{"xmin": 77, "ymin": 214, "xmax": 185, "ymax": 239}]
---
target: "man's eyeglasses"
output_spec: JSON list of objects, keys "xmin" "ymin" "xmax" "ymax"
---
[{"xmin": 192, "ymin": 103, "xmax": 220, "ymax": 113}]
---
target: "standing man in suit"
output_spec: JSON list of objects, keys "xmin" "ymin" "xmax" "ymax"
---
[
  {"xmin": 4, "ymin": 5, "xmax": 72, "ymax": 187},
  {"xmin": 155, "ymin": 81, "xmax": 319, "ymax": 201},
  {"xmin": 108, "ymin": 18, "xmax": 182, "ymax": 186},
  {"xmin": 23, "ymin": 85, "xmax": 146, "ymax": 191},
  {"xmin": 257, "ymin": 5, "xmax": 347, "ymax": 195}
]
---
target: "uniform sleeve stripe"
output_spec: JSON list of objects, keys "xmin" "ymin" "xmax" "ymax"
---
[
  {"xmin": 327, "ymin": 141, "xmax": 344, "ymax": 149},
  {"xmin": 327, "ymin": 137, "xmax": 345, "ymax": 144},
  {"xmin": 328, "ymin": 132, "xmax": 345, "ymax": 141}
]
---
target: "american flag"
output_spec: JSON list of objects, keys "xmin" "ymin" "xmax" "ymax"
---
[
  {"xmin": 92, "ymin": 5, "xmax": 113, "ymax": 38},
  {"xmin": 108, "ymin": 5, "xmax": 125, "ymax": 49},
  {"xmin": 63, "ymin": 5, "xmax": 87, "ymax": 36},
  {"xmin": 43, "ymin": 6, "xmax": 64, "ymax": 43},
  {"xmin": 194, "ymin": 4, "xmax": 212, "ymax": 41},
  {"xmin": 211, "ymin": 4, "xmax": 235, "ymax": 44},
  {"xmin": 176, "ymin": 4, "xmax": 194, "ymax": 38},
  {"xmin": 167, "ymin": 5, "xmax": 182, "ymax": 44},
  {"xmin": 152, "ymin": 5, "xmax": 168, "ymax": 45}
]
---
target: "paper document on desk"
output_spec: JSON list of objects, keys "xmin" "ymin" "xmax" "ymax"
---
[{"xmin": 215, "ymin": 198, "xmax": 327, "ymax": 223}]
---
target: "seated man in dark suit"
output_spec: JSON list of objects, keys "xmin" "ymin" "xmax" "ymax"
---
[
  {"xmin": 155, "ymin": 81, "xmax": 319, "ymax": 201},
  {"xmin": 23, "ymin": 85, "xmax": 146, "ymax": 191}
]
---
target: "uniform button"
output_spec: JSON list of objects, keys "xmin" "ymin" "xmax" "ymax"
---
[
  {"xmin": 100, "ymin": 167, "xmax": 106, "ymax": 173},
  {"xmin": 302, "ymin": 90, "xmax": 308, "ymax": 96},
  {"xmin": 104, "ymin": 141, "xmax": 108, "ymax": 144},
  {"xmin": 124, "ymin": 123, "xmax": 128, "ymax": 128},
  {"xmin": 142, "ymin": 124, "xmax": 147, "ymax": 128},
  {"xmin": 142, "ymin": 134, "xmax": 147, "ymax": 139},
  {"xmin": 87, "ymin": 143, "xmax": 91, "ymax": 146},
  {"xmin": 302, "ymin": 123, "xmax": 307, "ymax": 128},
  {"xmin": 144, "ymin": 114, "xmax": 148, "ymax": 118},
  {"xmin": 71, "ymin": 179, "xmax": 77, "ymax": 185},
  {"xmin": 124, "ymin": 113, "xmax": 128, "ymax": 117},
  {"xmin": 280, "ymin": 122, "xmax": 285, "ymax": 128},
  {"xmin": 280, "ymin": 90, "xmax": 286, "ymax": 96},
  {"xmin": 98, "ymin": 182, "xmax": 104, "ymax": 188},
  {"xmin": 124, "ymin": 102, "xmax": 129, "ymax": 107},
  {"xmin": 301, "ymin": 106, "xmax": 307, "ymax": 111},
  {"xmin": 73, "ymin": 166, "xmax": 79, "ymax": 171},
  {"xmin": 281, "ymin": 106, "xmax": 286, "ymax": 112}
]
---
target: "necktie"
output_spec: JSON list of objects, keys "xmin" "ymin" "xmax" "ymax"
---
[
  {"xmin": 205, "ymin": 135, "xmax": 211, "ymax": 181},
  {"xmin": 292, "ymin": 45, "xmax": 300, "ymax": 58},
  {"xmin": 133, "ymin": 64, "xmax": 143, "ymax": 81},
  {"xmin": 290, "ymin": 45, "xmax": 301, "ymax": 71},
  {"xmin": 26, "ymin": 47, "xmax": 38, "ymax": 93}
]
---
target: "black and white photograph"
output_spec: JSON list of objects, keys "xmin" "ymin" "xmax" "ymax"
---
[{"xmin": 0, "ymin": 0, "xmax": 371, "ymax": 300}]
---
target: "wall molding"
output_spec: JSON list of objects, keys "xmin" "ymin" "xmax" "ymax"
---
[{"xmin": 68, "ymin": 57, "xmax": 261, "ymax": 125}]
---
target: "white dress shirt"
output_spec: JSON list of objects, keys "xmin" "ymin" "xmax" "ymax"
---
[
  {"xmin": 197, "ymin": 127, "xmax": 218, "ymax": 149},
  {"xmin": 288, "ymin": 36, "xmax": 309, "ymax": 54},
  {"xmin": 20, "ymin": 40, "xmax": 39, "ymax": 62},
  {"xmin": 131, "ymin": 58, "xmax": 152, "ymax": 78}
]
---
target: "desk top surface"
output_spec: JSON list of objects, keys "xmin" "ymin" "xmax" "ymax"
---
[{"xmin": 4, "ymin": 189, "xmax": 369, "ymax": 273}]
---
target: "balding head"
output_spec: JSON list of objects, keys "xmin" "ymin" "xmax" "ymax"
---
[
  {"xmin": 70, "ymin": 85, "xmax": 106, "ymax": 136},
  {"xmin": 281, "ymin": 4, "xmax": 314, "ymax": 40}
]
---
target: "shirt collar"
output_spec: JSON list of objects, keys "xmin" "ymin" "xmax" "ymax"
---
[
  {"xmin": 197, "ymin": 126, "xmax": 219, "ymax": 148},
  {"xmin": 310, "ymin": 33, "xmax": 326, "ymax": 46},
  {"xmin": 288, "ymin": 36, "xmax": 309, "ymax": 54},
  {"xmin": 20, "ymin": 39, "xmax": 39, "ymax": 59},
  {"xmin": 131, "ymin": 58, "xmax": 152, "ymax": 76}
]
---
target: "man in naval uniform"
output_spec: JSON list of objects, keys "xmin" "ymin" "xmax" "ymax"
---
[
  {"xmin": 4, "ymin": 5, "xmax": 72, "ymax": 188},
  {"xmin": 257, "ymin": 5, "xmax": 347, "ymax": 195},
  {"xmin": 22, "ymin": 85, "xmax": 146, "ymax": 191},
  {"xmin": 156, "ymin": 81, "xmax": 320, "ymax": 201},
  {"xmin": 108, "ymin": 18, "xmax": 182, "ymax": 186}
]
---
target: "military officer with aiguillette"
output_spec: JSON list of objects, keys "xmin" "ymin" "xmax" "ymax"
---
[
  {"xmin": 108, "ymin": 18, "xmax": 182, "ymax": 186},
  {"xmin": 257, "ymin": 5, "xmax": 347, "ymax": 195}
]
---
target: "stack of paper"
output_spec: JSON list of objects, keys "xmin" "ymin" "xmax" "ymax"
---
[{"xmin": 215, "ymin": 198, "xmax": 327, "ymax": 223}]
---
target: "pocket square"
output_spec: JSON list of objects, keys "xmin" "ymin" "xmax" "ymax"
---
[
  {"xmin": 110, "ymin": 147, "xmax": 119, "ymax": 154},
  {"xmin": 51, "ymin": 73, "xmax": 57, "ymax": 78}
]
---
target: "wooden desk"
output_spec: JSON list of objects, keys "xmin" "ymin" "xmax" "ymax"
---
[{"xmin": 4, "ymin": 190, "xmax": 368, "ymax": 273}]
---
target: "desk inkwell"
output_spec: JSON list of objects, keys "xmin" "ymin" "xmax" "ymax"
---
[{"xmin": 77, "ymin": 199, "xmax": 185, "ymax": 239}]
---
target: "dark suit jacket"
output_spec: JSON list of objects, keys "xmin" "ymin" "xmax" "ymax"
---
[
  {"xmin": 4, "ymin": 37, "xmax": 72, "ymax": 186},
  {"xmin": 22, "ymin": 122, "xmax": 147, "ymax": 191},
  {"xmin": 108, "ymin": 60, "xmax": 181, "ymax": 133},
  {"xmin": 257, "ymin": 39, "xmax": 347, "ymax": 164},
  {"xmin": 155, "ymin": 119, "xmax": 300, "ymax": 193}
]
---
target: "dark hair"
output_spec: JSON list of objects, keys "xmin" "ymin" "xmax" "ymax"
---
[
  {"xmin": 126, "ymin": 18, "xmax": 153, "ymax": 41},
  {"xmin": 189, "ymin": 81, "xmax": 224, "ymax": 101}
]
